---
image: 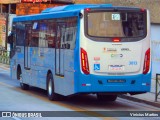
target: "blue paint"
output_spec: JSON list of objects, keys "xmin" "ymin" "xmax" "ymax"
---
[
  {"xmin": 74, "ymin": 71, "xmax": 151, "ymax": 93},
  {"xmin": 94, "ymin": 64, "xmax": 100, "ymax": 70},
  {"xmin": 129, "ymin": 61, "xmax": 138, "ymax": 65},
  {"xmin": 10, "ymin": 4, "xmax": 151, "ymax": 97},
  {"xmin": 13, "ymin": 4, "xmax": 112, "ymax": 22},
  {"xmin": 42, "ymin": 4, "xmax": 112, "ymax": 13}
]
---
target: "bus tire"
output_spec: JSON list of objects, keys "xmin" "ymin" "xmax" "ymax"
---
[
  {"xmin": 97, "ymin": 94, "xmax": 117, "ymax": 102},
  {"xmin": 47, "ymin": 73, "xmax": 58, "ymax": 101},
  {"xmin": 17, "ymin": 67, "xmax": 29, "ymax": 90},
  {"xmin": 20, "ymin": 83, "xmax": 29, "ymax": 90}
]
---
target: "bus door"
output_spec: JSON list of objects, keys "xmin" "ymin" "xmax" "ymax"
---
[
  {"xmin": 24, "ymin": 24, "xmax": 32, "ymax": 70},
  {"xmin": 55, "ymin": 23, "xmax": 65, "ymax": 76}
]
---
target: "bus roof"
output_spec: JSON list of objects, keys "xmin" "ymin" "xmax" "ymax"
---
[
  {"xmin": 13, "ymin": 4, "xmax": 112, "ymax": 22},
  {"xmin": 41, "ymin": 4, "xmax": 112, "ymax": 13}
]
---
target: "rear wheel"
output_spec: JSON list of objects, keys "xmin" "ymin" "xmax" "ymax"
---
[
  {"xmin": 47, "ymin": 73, "xmax": 59, "ymax": 100},
  {"xmin": 97, "ymin": 94, "xmax": 117, "ymax": 102}
]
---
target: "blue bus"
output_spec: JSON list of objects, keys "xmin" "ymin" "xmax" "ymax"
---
[{"xmin": 9, "ymin": 4, "xmax": 151, "ymax": 101}]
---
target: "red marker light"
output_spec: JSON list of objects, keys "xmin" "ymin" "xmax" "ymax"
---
[
  {"xmin": 81, "ymin": 48, "xmax": 90, "ymax": 75},
  {"xmin": 143, "ymin": 48, "xmax": 150, "ymax": 74},
  {"xmin": 113, "ymin": 38, "xmax": 121, "ymax": 42},
  {"xmin": 141, "ymin": 8, "xmax": 146, "ymax": 12},
  {"xmin": 85, "ymin": 8, "xmax": 91, "ymax": 12}
]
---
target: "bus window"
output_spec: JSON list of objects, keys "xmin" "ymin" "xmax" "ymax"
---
[
  {"xmin": 86, "ymin": 11, "xmax": 146, "ymax": 41},
  {"xmin": 47, "ymin": 20, "xmax": 56, "ymax": 48},
  {"xmin": 39, "ymin": 20, "xmax": 56, "ymax": 48},
  {"xmin": 25, "ymin": 24, "xmax": 32, "ymax": 47},
  {"xmin": 31, "ymin": 22, "xmax": 39, "ymax": 47},
  {"xmin": 64, "ymin": 17, "xmax": 77, "ymax": 50},
  {"xmin": 121, "ymin": 13, "xmax": 145, "ymax": 37},
  {"xmin": 16, "ymin": 22, "xmax": 25, "ymax": 46},
  {"xmin": 39, "ymin": 21, "xmax": 48, "ymax": 48}
]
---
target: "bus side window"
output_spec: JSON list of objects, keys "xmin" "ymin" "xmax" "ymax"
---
[
  {"xmin": 64, "ymin": 17, "xmax": 77, "ymax": 50},
  {"xmin": 46, "ymin": 20, "xmax": 56, "ymax": 48},
  {"xmin": 16, "ymin": 30, "xmax": 24, "ymax": 46}
]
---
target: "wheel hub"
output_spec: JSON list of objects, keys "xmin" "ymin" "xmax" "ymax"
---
[{"xmin": 48, "ymin": 79, "xmax": 52, "ymax": 95}]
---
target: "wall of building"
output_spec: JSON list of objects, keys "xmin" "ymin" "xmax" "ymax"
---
[
  {"xmin": 0, "ymin": 1, "xmax": 70, "ymax": 48},
  {"xmin": 0, "ymin": 14, "xmax": 6, "ymax": 48},
  {"xmin": 151, "ymin": 24, "xmax": 160, "ymax": 78},
  {"xmin": 75, "ymin": 0, "xmax": 160, "ymax": 24},
  {"xmin": 16, "ymin": 3, "xmax": 65, "ymax": 15}
]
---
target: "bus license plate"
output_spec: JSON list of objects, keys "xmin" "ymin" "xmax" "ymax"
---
[
  {"xmin": 107, "ymin": 79, "xmax": 126, "ymax": 83},
  {"xmin": 109, "ymin": 65, "xmax": 124, "ymax": 71}
]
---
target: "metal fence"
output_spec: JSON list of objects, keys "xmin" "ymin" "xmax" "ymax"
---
[{"xmin": 0, "ymin": 49, "xmax": 10, "ymax": 65}]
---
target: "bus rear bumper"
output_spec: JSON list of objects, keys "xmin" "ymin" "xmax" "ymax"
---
[{"xmin": 75, "ymin": 73, "xmax": 151, "ymax": 94}]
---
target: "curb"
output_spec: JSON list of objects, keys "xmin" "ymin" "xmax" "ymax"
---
[
  {"xmin": 118, "ymin": 95, "xmax": 160, "ymax": 108},
  {"xmin": 0, "ymin": 63, "xmax": 10, "ymax": 70}
]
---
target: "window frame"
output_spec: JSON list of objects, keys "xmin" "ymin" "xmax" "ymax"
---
[{"xmin": 84, "ymin": 8, "xmax": 147, "ymax": 42}]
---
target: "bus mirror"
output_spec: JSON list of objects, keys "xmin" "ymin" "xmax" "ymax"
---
[
  {"xmin": 79, "ymin": 13, "xmax": 83, "ymax": 18},
  {"xmin": 8, "ymin": 32, "xmax": 14, "ymax": 44}
]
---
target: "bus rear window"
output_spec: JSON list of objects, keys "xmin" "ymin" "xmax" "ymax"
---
[{"xmin": 86, "ymin": 11, "xmax": 147, "ymax": 38}]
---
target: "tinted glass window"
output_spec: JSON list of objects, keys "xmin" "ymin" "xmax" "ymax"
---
[
  {"xmin": 59, "ymin": 17, "xmax": 77, "ymax": 50},
  {"xmin": 16, "ymin": 22, "xmax": 25, "ymax": 46},
  {"xmin": 31, "ymin": 22, "xmax": 39, "ymax": 47},
  {"xmin": 86, "ymin": 11, "xmax": 146, "ymax": 38}
]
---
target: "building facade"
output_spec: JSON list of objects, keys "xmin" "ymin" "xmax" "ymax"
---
[{"xmin": 0, "ymin": 0, "xmax": 73, "ymax": 49}]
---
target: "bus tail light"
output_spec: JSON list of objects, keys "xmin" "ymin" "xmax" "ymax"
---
[
  {"xmin": 113, "ymin": 38, "xmax": 121, "ymax": 42},
  {"xmin": 85, "ymin": 8, "xmax": 91, "ymax": 12},
  {"xmin": 143, "ymin": 48, "xmax": 150, "ymax": 74},
  {"xmin": 81, "ymin": 48, "xmax": 90, "ymax": 75},
  {"xmin": 141, "ymin": 8, "xmax": 146, "ymax": 12}
]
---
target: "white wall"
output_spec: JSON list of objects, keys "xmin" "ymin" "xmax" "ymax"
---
[
  {"xmin": 151, "ymin": 24, "xmax": 160, "ymax": 40},
  {"xmin": 151, "ymin": 24, "xmax": 160, "ymax": 78}
]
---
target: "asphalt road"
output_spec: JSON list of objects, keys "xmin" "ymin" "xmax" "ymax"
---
[{"xmin": 0, "ymin": 67, "xmax": 159, "ymax": 120}]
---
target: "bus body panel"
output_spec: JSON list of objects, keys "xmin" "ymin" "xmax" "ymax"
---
[
  {"xmin": 75, "ymin": 9, "xmax": 151, "ymax": 94},
  {"xmin": 74, "ymin": 72, "xmax": 151, "ymax": 93},
  {"xmin": 10, "ymin": 9, "xmax": 79, "ymax": 96},
  {"xmin": 54, "ymin": 49, "xmax": 75, "ymax": 96},
  {"xmin": 79, "ymin": 10, "xmax": 150, "ymax": 75},
  {"xmin": 11, "ymin": 47, "xmax": 76, "ymax": 96},
  {"xmin": 10, "ymin": 5, "xmax": 151, "ymax": 97}
]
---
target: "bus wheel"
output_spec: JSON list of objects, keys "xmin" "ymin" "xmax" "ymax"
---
[
  {"xmin": 20, "ymin": 83, "xmax": 29, "ymax": 90},
  {"xmin": 18, "ymin": 68, "xmax": 29, "ymax": 90},
  {"xmin": 97, "ymin": 94, "xmax": 117, "ymax": 102},
  {"xmin": 47, "ymin": 73, "xmax": 58, "ymax": 101}
]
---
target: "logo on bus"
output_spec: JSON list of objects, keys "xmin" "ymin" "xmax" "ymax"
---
[
  {"xmin": 109, "ymin": 65, "xmax": 124, "ymax": 71},
  {"xmin": 94, "ymin": 64, "xmax": 100, "ymax": 71},
  {"xmin": 107, "ymin": 48, "xmax": 117, "ymax": 52},
  {"xmin": 111, "ymin": 54, "xmax": 123, "ymax": 58},
  {"xmin": 103, "ymin": 48, "xmax": 117, "ymax": 53},
  {"xmin": 129, "ymin": 61, "xmax": 138, "ymax": 65},
  {"xmin": 121, "ymin": 48, "xmax": 131, "ymax": 51}
]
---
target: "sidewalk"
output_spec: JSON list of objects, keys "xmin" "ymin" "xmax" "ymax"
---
[
  {"xmin": 0, "ymin": 63, "xmax": 10, "ymax": 70},
  {"xmin": 119, "ymin": 78, "xmax": 160, "ymax": 108},
  {"xmin": 0, "ymin": 63, "xmax": 160, "ymax": 108}
]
